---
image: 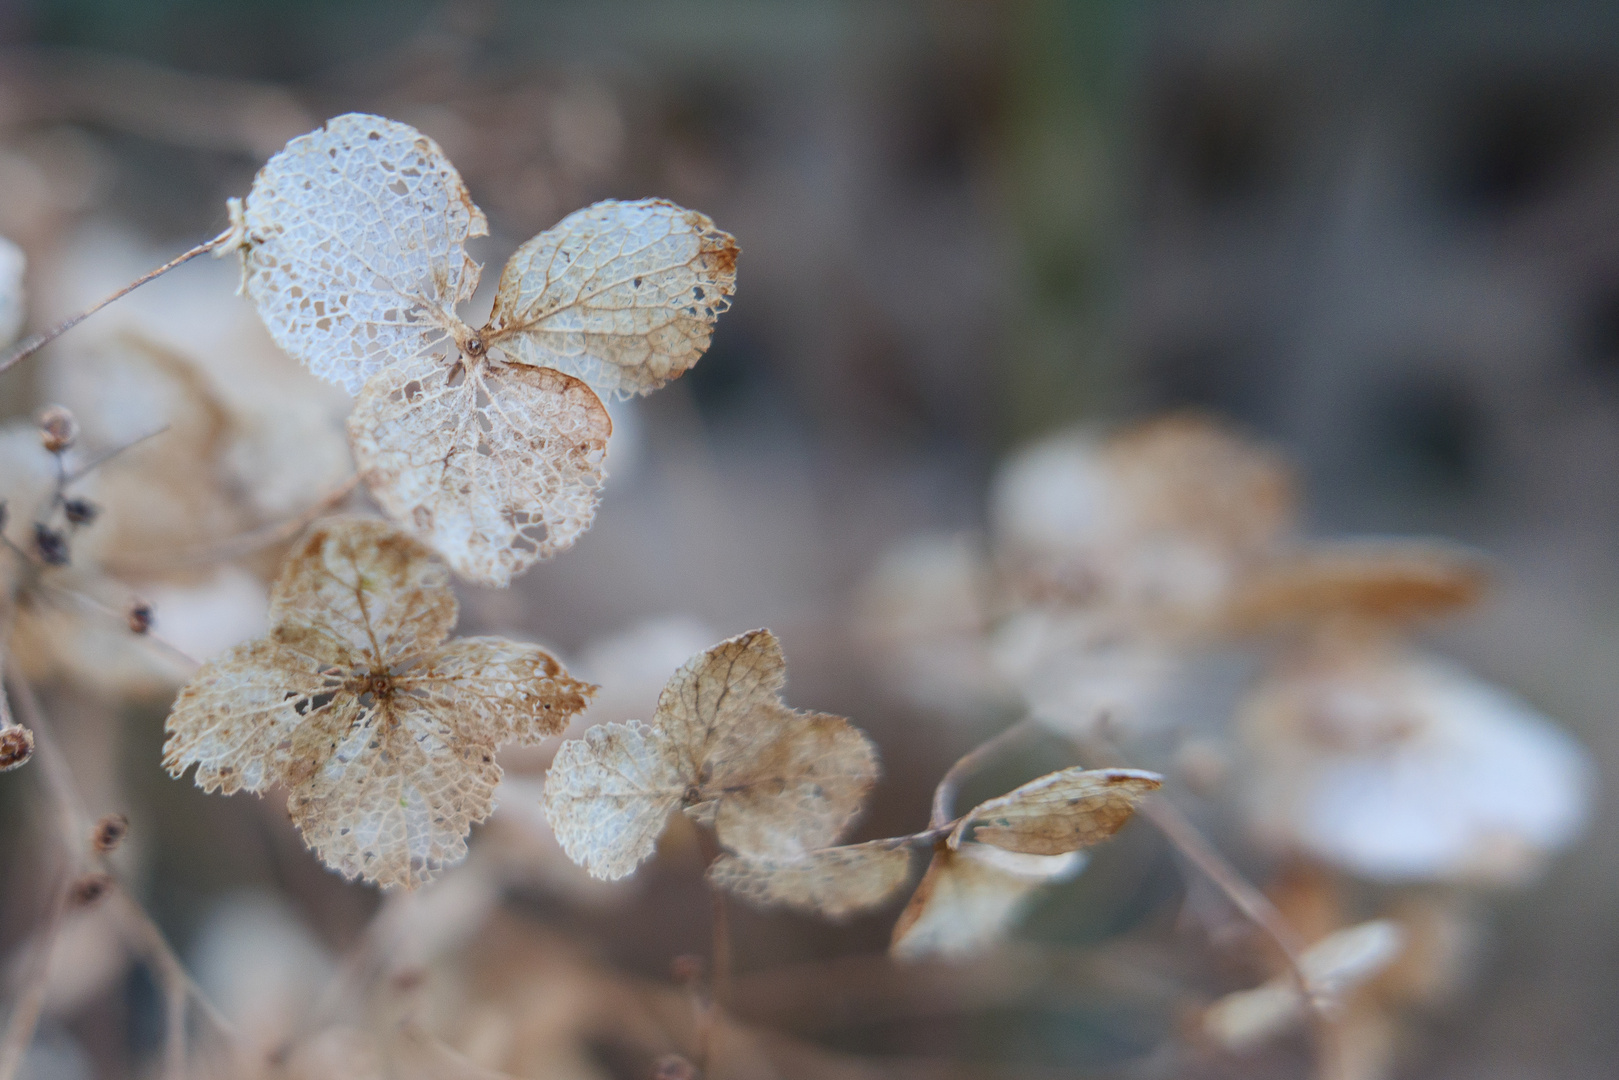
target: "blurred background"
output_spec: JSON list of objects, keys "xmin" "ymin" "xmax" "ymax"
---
[{"xmin": 1, "ymin": 1, "xmax": 1617, "ymax": 1077}]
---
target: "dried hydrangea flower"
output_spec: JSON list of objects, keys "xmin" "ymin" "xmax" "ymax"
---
[
  {"xmin": 237, "ymin": 114, "xmax": 737, "ymax": 585},
  {"xmin": 163, "ymin": 517, "xmax": 593, "ymax": 888},
  {"xmin": 543, "ymin": 629, "xmax": 879, "ymax": 880}
]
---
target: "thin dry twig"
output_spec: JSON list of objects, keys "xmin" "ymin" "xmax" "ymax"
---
[
  {"xmin": 109, "ymin": 474, "xmax": 361, "ymax": 574},
  {"xmin": 0, "ymin": 230, "xmax": 235, "ymax": 377},
  {"xmin": 0, "ymin": 665, "xmax": 240, "ymax": 1080},
  {"xmin": 929, "ymin": 717, "xmax": 1037, "ymax": 830}
]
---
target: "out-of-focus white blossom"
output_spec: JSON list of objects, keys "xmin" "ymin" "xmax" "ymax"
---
[{"xmin": 1240, "ymin": 640, "xmax": 1594, "ymax": 885}]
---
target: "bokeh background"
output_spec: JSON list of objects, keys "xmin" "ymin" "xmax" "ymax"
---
[{"xmin": 1, "ymin": 2, "xmax": 1616, "ymax": 1077}]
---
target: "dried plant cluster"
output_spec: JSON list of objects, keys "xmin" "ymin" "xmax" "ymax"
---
[
  {"xmin": 860, "ymin": 415, "xmax": 1595, "ymax": 1075},
  {"xmin": 0, "ymin": 104, "xmax": 1597, "ymax": 1080}
]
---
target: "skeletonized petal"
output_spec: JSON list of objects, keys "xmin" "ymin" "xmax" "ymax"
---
[
  {"xmin": 485, "ymin": 199, "xmax": 738, "ymax": 399},
  {"xmin": 708, "ymin": 842, "xmax": 914, "ymax": 919},
  {"xmin": 403, "ymin": 636, "xmax": 596, "ymax": 745},
  {"xmin": 541, "ymin": 721, "xmax": 687, "ymax": 880},
  {"xmin": 287, "ymin": 694, "xmax": 500, "ymax": 890},
  {"xmin": 708, "ymin": 710, "xmax": 880, "ymax": 861},
  {"xmin": 954, "ymin": 767, "xmax": 1161, "ymax": 856},
  {"xmin": 242, "ymin": 113, "xmax": 487, "ymax": 394},
  {"xmin": 271, "ymin": 517, "xmax": 456, "ymax": 668},
  {"xmin": 654, "ymin": 628, "xmax": 787, "ymax": 776},
  {"xmin": 890, "ymin": 843, "xmax": 1085, "ymax": 960},
  {"xmin": 162, "ymin": 638, "xmax": 348, "ymax": 794},
  {"xmin": 348, "ymin": 355, "xmax": 611, "ymax": 586}
]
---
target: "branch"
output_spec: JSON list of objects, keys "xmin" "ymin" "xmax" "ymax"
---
[
  {"xmin": 929, "ymin": 717, "xmax": 1037, "ymax": 830},
  {"xmin": 0, "ymin": 230, "xmax": 237, "ymax": 377}
]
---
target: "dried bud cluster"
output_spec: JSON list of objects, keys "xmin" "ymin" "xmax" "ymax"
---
[
  {"xmin": 91, "ymin": 812, "xmax": 129, "ymax": 853},
  {"xmin": 0, "ymin": 724, "xmax": 34, "ymax": 771},
  {"xmin": 37, "ymin": 404, "xmax": 78, "ymax": 453}
]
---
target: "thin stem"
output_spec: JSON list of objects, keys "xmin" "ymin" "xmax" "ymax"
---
[
  {"xmin": 1076, "ymin": 734, "xmax": 1318, "ymax": 1011},
  {"xmin": 1, "ymin": 666, "xmax": 240, "ymax": 1080},
  {"xmin": 929, "ymin": 717, "xmax": 1036, "ymax": 830},
  {"xmin": 692, "ymin": 828, "xmax": 730, "ymax": 1072},
  {"xmin": 0, "ymin": 864, "xmax": 72, "ymax": 1080},
  {"xmin": 110, "ymin": 474, "xmax": 360, "ymax": 574},
  {"xmin": 62, "ymin": 424, "xmax": 172, "ymax": 485},
  {"xmin": 0, "ymin": 231, "xmax": 235, "ymax": 377}
]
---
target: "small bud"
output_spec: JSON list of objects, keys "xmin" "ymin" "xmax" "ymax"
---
[
  {"xmin": 32, "ymin": 522, "xmax": 68, "ymax": 566},
  {"xmin": 91, "ymin": 813, "xmax": 129, "ymax": 854},
  {"xmin": 0, "ymin": 725, "xmax": 34, "ymax": 771},
  {"xmin": 37, "ymin": 405, "xmax": 78, "ymax": 454},
  {"xmin": 62, "ymin": 498, "xmax": 99, "ymax": 527},
  {"xmin": 69, "ymin": 872, "xmax": 114, "ymax": 908},
  {"xmin": 127, "ymin": 602, "xmax": 153, "ymax": 635},
  {"xmin": 652, "ymin": 1055, "xmax": 698, "ymax": 1080}
]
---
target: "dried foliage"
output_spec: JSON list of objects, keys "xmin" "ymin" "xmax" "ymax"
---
[
  {"xmin": 543, "ymin": 629, "xmax": 879, "ymax": 879},
  {"xmin": 891, "ymin": 842, "xmax": 1086, "ymax": 960},
  {"xmin": 708, "ymin": 841, "xmax": 915, "ymax": 919},
  {"xmin": 949, "ymin": 766, "xmax": 1161, "ymax": 855},
  {"xmin": 163, "ymin": 517, "xmax": 595, "ymax": 888},
  {"xmin": 236, "ymin": 113, "xmax": 738, "ymax": 584}
]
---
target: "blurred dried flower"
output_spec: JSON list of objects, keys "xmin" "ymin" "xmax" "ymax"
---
[
  {"xmin": 1203, "ymin": 919, "xmax": 1406, "ymax": 1051},
  {"xmin": 1239, "ymin": 639, "xmax": 1593, "ymax": 885}
]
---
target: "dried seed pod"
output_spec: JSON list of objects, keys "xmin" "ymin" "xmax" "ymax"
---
[
  {"xmin": 37, "ymin": 405, "xmax": 78, "ymax": 453},
  {"xmin": 69, "ymin": 872, "xmax": 115, "ymax": 908},
  {"xmin": 91, "ymin": 813, "xmax": 129, "ymax": 853},
  {"xmin": 62, "ymin": 497, "xmax": 99, "ymax": 527},
  {"xmin": 32, "ymin": 522, "xmax": 68, "ymax": 566},
  {"xmin": 126, "ymin": 602, "xmax": 153, "ymax": 635},
  {"xmin": 0, "ymin": 725, "xmax": 34, "ymax": 771}
]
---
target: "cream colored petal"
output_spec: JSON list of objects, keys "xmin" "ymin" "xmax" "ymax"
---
[
  {"xmin": 242, "ymin": 113, "xmax": 487, "ymax": 393},
  {"xmin": 890, "ymin": 843, "xmax": 1085, "ymax": 961},
  {"xmin": 485, "ymin": 199, "xmax": 737, "ymax": 399},
  {"xmin": 653, "ymin": 628, "xmax": 787, "ymax": 777},
  {"xmin": 954, "ymin": 766, "xmax": 1161, "ymax": 856},
  {"xmin": 708, "ymin": 709, "xmax": 879, "ymax": 860},
  {"xmin": 161, "ymin": 638, "xmax": 349, "ymax": 794},
  {"xmin": 541, "ymin": 720, "xmax": 687, "ymax": 881},
  {"xmin": 269, "ymin": 517, "xmax": 456, "ymax": 667},
  {"xmin": 708, "ymin": 841, "xmax": 913, "ymax": 920},
  {"xmin": 403, "ymin": 636, "xmax": 595, "ymax": 745},
  {"xmin": 286, "ymin": 695, "xmax": 498, "ymax": 889},
  {"xmin": 348, "ymin": 355, "xmax": 611, "ymax": 587}
]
